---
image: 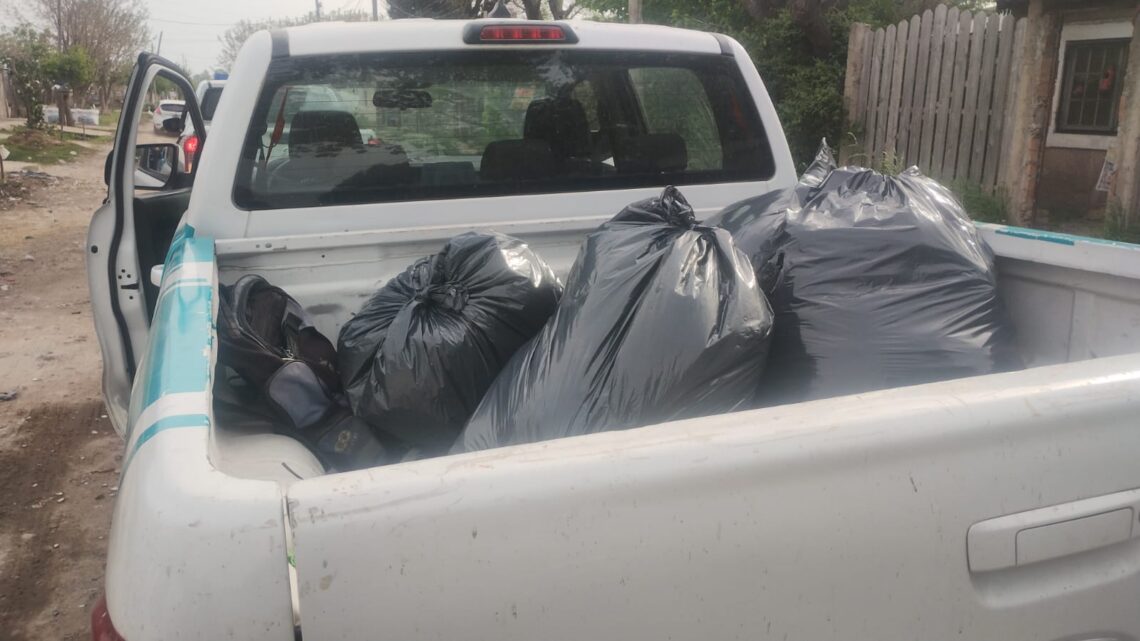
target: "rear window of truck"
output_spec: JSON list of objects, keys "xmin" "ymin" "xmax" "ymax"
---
[{"xmin": 233, "ymin": 50, "xmax": 775, "ymax": 210}]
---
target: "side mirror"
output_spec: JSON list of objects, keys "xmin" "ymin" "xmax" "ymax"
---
[
  {"xmin": 133, "ymin": 143, "xmax": 180, "ymax": 190},
  {"xmin": 104, "ymin": 150, "xmax": 113, "ymax": 186},
  {"xmin": 162, "ymin": 117, "xmax": 184, "ymax": 134}
]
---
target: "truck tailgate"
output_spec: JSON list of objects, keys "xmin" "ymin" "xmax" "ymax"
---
[{"xmin": 285, "ymin": 353, "xmax": 1140, "ymax": 641}]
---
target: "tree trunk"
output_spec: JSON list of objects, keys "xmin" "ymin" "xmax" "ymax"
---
[
  {"xmin": 57, "ymin": 94, "xmax": 74, "ymax": 128},
  {"xmin": 519, "ymin": 0, "xmax": 543, "ymax": 19},
  {"xmin": 739, "ymin": 0, "xmax": 834, "ymax": 56},
  {"xmin": 547, "ymin": 0, "xmax": 566, "ymax": 19},
  {"xmin": 788, "ymin": 0, "xmax": 833, "ymax": 56}
]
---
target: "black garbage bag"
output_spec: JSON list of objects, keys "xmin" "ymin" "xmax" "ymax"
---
[
  {"xmin": 455, "ymin": 186, "xmax": 774, "ymax": 453},
  {"xmin": 708, "ymin": 142, "xmax": 1020, "ymax": 404},
  {"xmin": 338, "ymin": 232, "xmax": 562, "ymax": 453},
  {"xmin": 217, "ymin": 275, "xmax": 387, "ymax": 472}
]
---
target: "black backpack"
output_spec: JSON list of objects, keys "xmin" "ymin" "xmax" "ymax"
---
[{"xmin": 217, "ymin": 275, "xmax": 386, "ymax": 471}]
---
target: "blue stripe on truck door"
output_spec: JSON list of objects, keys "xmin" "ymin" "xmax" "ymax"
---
[{"xmin": 124, "ymin": 224, "xmax": 216, "ymax": 468}]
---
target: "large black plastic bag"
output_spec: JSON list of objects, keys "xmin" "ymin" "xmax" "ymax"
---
[
  {"xmin": 708, "ymin": 143, "xmax": 1020, "ymax": 404},
  {"xmin": 455, "ymin": 187, "xmax": 774, "ymax": 453},
  {"xmin": 338, "ymin": 232, "xmax": 562, "ymax": 453}
]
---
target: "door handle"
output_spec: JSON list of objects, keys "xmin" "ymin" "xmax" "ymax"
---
[{"xmin": 968, "ymin": 488, "xmax": 1140, "ymax": 572}]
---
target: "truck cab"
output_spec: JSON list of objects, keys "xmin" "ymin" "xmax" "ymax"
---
[{"xmin": 87, "ymin": 18, "xmax": 1140, "ymax": 641}]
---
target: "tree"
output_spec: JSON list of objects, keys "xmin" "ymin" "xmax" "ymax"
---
[
  {"xmin": 387, "ymin": 0, "xmax": 577, "ymax": 20},
  {"xmin": 28, "ymin": 0, "xmax": 150, "ymax": 110},
  {"xmin": 44, "ymin": 46, "xmax": 95, "ymax": 126},
  {"xmin": 574, "ymin": 0, "xmax": 989, "ymax": 166},
  {"xmin": 515, "ymin": 0, "xmax": 579, "ymax": 19},
  {"xmin": 745, "ymin": 0, "xmax": 994, "ymax": 55},
  {"xmin": 547, "ymin": 0, "xmax": 575, "ymax": 18},
  {"xmin": 0, "ymin": 26, "xmax": 54, "ymax": 127},
  {"xmin": 217, "ymin": 9, "xmax": 371, "ymax": 68},
  {"xmin": 387, "ymin": 0, "xmax": 494, "ymax": 19}
]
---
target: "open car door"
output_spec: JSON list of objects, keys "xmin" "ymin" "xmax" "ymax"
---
[{"xmin": 86, "ymin": 53, "xmax": 206, "ymax": 434}]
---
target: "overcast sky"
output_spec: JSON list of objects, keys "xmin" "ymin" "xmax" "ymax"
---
[{"xmin": 143, "ymin": 0, "xmax": 387, "ymax": 73}]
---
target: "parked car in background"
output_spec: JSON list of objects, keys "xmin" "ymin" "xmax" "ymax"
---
[
  {"xmin": 151, "ymin": 100, "xmax": 185, "ymax": 133},
  {"xmin": 177, "ymin": 79, "xmax": 226, "ymax": 173},
  {"xmin": 176, "ymin": 80, "xmax": 375, "ymax": 174}
]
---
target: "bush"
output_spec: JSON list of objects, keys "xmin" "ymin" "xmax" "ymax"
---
[
  {"xmin": 1105, "ymin": 204, "xmax": 1140, "ymax": 244},
  {"xmin": 951, "ymin": 180, "xmax": 1008, "ymax": 224},
  {"xmin": 0, "ymin": 26, "xmax": 53, "ymax": 129},
  {"xmin": 2, "ymin": 126, "xmax": 92, "ymax": 164},
  {"xmin": 577, "ymin": 0, "xmax": 991, "ymax": 169}
]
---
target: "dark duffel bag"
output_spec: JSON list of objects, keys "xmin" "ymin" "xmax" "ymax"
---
[{"xmin": 217, "ymin": 275, "xmax": 386, "ymax": 471}]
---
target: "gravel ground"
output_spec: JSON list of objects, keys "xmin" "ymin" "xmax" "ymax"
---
[{"xmin": 0, "ymin": 142, "xmax": 122, "ymax": 641}]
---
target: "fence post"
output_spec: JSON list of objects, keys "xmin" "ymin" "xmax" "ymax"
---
[
  {"xmin": 906, "ymin": 9, "xmax": 935, "ymax": 167},
  {"xmin": 1107, "ymin": 12, "xmax": 1140, "ymax": 228},
  {"xmin": 985, "ymin": 14, "xmax": 1019, "ymax": 191},
  {"xmin": 841, "ymin": 23, "xmax": 872, "ymax": 164},
  {"xmin": 997, "ymin": 18, "xmax": 1028, "ymax": 193},
  {"xmin": 874, "ymin": 24, "xmax": 898, "ymax": 167},
  {"xmin": 941, "ymin": 10, "xmax": 973, "ymax": 181},
  {"xmin": 866, "ymin": 27, "xmax": 887, "ymax": 168},
  {"xmin": 884, "ymin": 19, "xmax": 909, "ymax": 162},
  {"xmin": 1004, "ymin": 7, "xmax": 1061, "ymax": 226},
  {"xmin": 919, "ymin": 5, "xmax": 949, "ymax": 173}
]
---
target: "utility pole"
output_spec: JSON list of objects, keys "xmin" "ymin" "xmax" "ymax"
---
[
  {"xmin": 55, "ymin": 0, "xmax": 63, "ymax": 50},
  {"xmin": 151, "ymin": 31, "xmax": 163, "ymax": 108},
  {"xmin": 372, "ymin": 0, "xmax": 379, "ymax": 20},
  {"xmin": 629, "ymin": 0, "xmax": 642, "ymax": 23},
  {"xmin": 315, "ymin": 0, "xmax": 322, "ymax": 19}
]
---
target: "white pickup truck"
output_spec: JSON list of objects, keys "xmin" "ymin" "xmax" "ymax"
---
[{"xmin": 86, "ymin": 18, "xmax": 1140, "ymax": 641}]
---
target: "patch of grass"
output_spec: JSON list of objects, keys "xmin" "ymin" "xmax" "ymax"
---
[
  {"xmin": 54, "ymin": 127, "xmax": 107, "ymax": 143},
  {"xmin": 2, "ymin": 126, "xmax": 92, "ymax": 164},
  {"xmin": 99, "ymin": 108, "xmax": 122, "ymax": 129},
  {"xmin": 951, "ymin": 180, "xmax": 1008, "ymax": 224},
  {"xmin": 1046, "ymin": 206, "xmax": 1084, "ymax": 225},
  {"xmin": 838, "ymin": 129, "xmax": 871, "ymax": 168},
  {"xmin": 876, "ymin": 151, "xmax": 905, "ymax": 176}
]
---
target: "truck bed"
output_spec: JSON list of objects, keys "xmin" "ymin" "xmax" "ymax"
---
[
  {"xmin": 262, "ymin": 223, "xmax": 1140, "ymax": 641},
  {"xmin": 207, "ymin": 221, "xmax": 1140, "ymax": 481}
]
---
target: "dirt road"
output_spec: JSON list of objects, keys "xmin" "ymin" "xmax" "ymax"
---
[{"xmin": 0, "ymin": 143, "xmax": 122, "ymax": 641}]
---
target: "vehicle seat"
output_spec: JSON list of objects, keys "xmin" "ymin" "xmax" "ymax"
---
[
  {"xmin": 614, "ymin": 133, "xmax": 688, "ymax": 175},
  {"xmin": 288, "ymin": 110, "xmax": 364, "ymax": 157},
  {"xmin": 421, "ymin": 162, "xmax": 477, "ymax": 188},
  {"xmin": 480, "ymin": 139, "xmax": 556, "ymax": 183},
  {"xmin": 523, "ymin": 97, "xmax": 593, "ymax": 175},
  {"xmin": 270, "ymin": 111, "xmax": 413, "ymax": 200},
  {"xmin": 322, "ymin": 143, "xmax": 417, "ymax": 204}
]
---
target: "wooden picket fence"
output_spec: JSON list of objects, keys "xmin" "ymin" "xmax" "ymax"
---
[{"xmin": 843, "ymin": 5, "xmax": 1028, "ymax": 189}]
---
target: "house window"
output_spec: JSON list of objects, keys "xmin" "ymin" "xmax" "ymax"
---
[{"xmin": 1057, "ymin": 38, "xmax": 1130, "ymax": 135}]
